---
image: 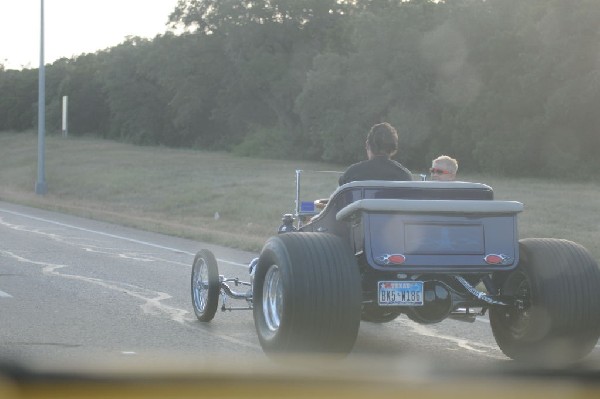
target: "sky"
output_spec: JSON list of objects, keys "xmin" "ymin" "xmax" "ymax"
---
[{"xmin": 0, "ymin": 0, "xmax": 180, "ymax": 70}]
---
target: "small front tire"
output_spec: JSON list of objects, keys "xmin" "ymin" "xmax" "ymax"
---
[{"xmin": 191, "ymin": 249, "xmax": 220, "ymax": 322}]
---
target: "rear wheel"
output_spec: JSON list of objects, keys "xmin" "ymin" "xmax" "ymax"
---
[
  {"xmin": 191, "ymin": 249, "xmax": 220, "ymax": 322},
  {"xmin": 490, "ymin": 238, "xmax": 600, "ymax": 363},
  {"xmin": 253, "ymin": 233, "xmax": 362, "ymax": 356}
]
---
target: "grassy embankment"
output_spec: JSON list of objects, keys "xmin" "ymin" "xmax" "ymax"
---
[{"xmin": 1, "ymin": 131, "xmax": 598, "ymax": 261}]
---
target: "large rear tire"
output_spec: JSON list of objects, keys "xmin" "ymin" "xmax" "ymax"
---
[
  {"xmin": 253, "ymin": 233, "xmax": 362, "ymax": 356},
  {"xmin": 490, "ymin": 238, "xmax": 600, "ymax": 363}
]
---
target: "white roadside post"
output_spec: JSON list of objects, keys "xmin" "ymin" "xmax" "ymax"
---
[{"xmin": 62, "ymin": 96, "xmax": 68, "ymax": 137}]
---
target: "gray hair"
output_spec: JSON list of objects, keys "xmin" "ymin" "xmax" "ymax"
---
[{"xmin": 432, "ymin": 155, "xmax": 458, "ymax": 173}]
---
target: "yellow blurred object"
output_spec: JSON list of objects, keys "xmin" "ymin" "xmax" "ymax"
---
[{"xmin": 0, "ymin": 355, "xmax": 599, "ymax": 399}]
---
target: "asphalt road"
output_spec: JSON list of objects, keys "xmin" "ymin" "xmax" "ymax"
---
[{"xmin": 1, "ymin": 201, "xmax": 598, "ymax": 370}]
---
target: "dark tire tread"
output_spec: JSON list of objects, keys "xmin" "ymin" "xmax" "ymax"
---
[
  {"xmin": 490, "ymin": 238, "xmax": 600, "ymax": 362},
  {"xmin": 253, "ymin": 233, "xmax": 361, "ymax": 355}
]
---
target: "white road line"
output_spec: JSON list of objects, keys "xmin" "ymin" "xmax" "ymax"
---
[
  {"xmin": 2, "ymin": 249, "xmax": 260, "ymax": 349},
  {"xmin": 0, "ymin": 290, "xmax": 13, "ymax": 298},
  {"xmin": 1, "ymin": 249, "xmax": 192, "ymax": 324},
  {"xmin": 0, "ymin": 208, "xmax": 249, "ymax": 268},
  {"xmin": 394, "ymin": 318, "xmax": 504, "ymax": 358}
]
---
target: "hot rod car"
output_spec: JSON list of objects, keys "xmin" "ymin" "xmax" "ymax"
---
[{"xmin": 191, "ymin": 171, "xmax": 600, "ymax": 362}]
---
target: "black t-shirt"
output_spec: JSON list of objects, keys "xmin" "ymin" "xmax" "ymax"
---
[{"xmin": 339, "ymin": 156, "xmax": 413, "ymax": 185}]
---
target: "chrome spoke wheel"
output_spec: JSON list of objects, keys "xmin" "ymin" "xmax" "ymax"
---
[
  {"xmin": 190, "ymin": 249, "xmax": 220, "ymax": 322},
  {"xmin": 192, "ymin": 259, "xmax": 209, "ymax": 313}
]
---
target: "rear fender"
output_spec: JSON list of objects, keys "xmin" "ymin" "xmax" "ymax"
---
[{"xmin": 338, "ymin": 199, "xmax": 523, "ymax": 273}]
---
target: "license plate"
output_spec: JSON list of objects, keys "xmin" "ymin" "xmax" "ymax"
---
[{"xmin": 378, "ymin": 281, "xmax": 424, "ymax": 306}]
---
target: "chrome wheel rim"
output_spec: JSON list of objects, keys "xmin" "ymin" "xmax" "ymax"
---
[
  {"xmin": 192, "ymin": 258, "xmax": 209, "ymax": 313},
  {"xmin": 262, "ymin": 264, "xmax": 283, "ymax": 332}
]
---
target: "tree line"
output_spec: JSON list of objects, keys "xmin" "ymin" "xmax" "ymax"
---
[{"xmin": 1, "ymin": 0, "xmax": 599, "ymax": 178}]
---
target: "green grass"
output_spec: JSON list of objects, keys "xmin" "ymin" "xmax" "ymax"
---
[{"xmin": 1, "ymin": 131, "xmax": 599, "ymax": 262}]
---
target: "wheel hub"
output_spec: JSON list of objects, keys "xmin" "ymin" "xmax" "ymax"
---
[
  {"xmin": 262, "ymin": 264, "xmax": 283, "ymax": 332},
  {"xmin": 505, "ymin": 273, "xmax": 532, "ymax": 339}
]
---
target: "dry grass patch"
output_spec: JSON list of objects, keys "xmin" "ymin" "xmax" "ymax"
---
[{"xmin": 0, "ymin": 132, "xmax": 598, "ymax": 260}]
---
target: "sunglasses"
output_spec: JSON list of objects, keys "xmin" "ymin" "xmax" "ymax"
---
[{"xmin": 430, "ymin": 168, "xmax": 451, "ymax": 175}]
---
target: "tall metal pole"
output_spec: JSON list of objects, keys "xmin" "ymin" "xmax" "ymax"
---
[{"xmin": 35, "ymin": 0, "xmax": 47, "ymax": 195}]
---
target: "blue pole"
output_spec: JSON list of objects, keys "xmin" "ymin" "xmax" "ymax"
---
[{"xmin": 35, "ymin": 0, "xmax": 47, "ymax": 195}]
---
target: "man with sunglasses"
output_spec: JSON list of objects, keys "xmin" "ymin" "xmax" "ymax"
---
[{"xmin": 430, "ymin": 155, "xmax": 458, "ymax": 181}]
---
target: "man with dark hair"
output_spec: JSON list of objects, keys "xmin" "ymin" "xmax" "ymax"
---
[{"xmin": 338, "ymin": 122, "xmax": 413, "ymax": 185}]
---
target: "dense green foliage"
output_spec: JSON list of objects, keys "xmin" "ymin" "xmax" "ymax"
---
[{"xmin": 1, "ymin": 0, "xmax": 599, "ymax": 178}]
